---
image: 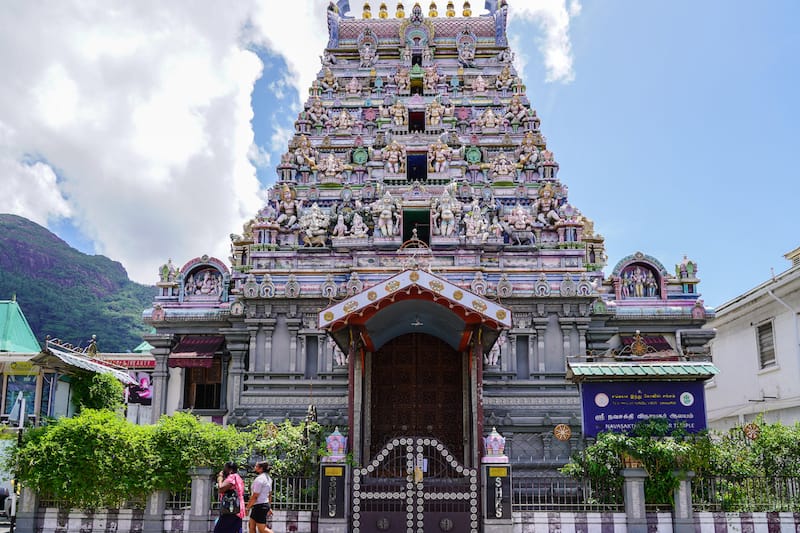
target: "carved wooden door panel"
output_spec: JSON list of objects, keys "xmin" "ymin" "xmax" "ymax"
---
[{"xmin": 370, "ymin": 333, "xmax": 464, "ymax": 460}]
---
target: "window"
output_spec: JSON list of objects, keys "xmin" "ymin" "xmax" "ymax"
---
[
  {"xmin": 757, "ymin": 321, "xmax": 776, "ymax": 368},
  {"xmin": 183, "ymin": 359, "xmax": 222, "ymax": 409}
]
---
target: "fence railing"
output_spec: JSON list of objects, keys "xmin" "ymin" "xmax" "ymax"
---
[
  {"xmin": 693, "ymin": 475, "xmax": 800, "ymax": 512},
  {"xmin": 512, "ymin": 476, "xmax": 624, "ymax": 512}
]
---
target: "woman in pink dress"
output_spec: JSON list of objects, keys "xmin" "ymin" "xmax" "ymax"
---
[{"xmin": 215, "ymin": 461, "xmax": 246, "ymax": 533}]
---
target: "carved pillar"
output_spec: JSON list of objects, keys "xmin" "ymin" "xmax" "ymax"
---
[
  {"xmin": 576, "ymin": 320, "xmax": 589, "ymax": 356},
  {"xmin": 559, "ymin": 319, "xmax": 573, "ymax": 358},
  {"xmin": 247, "ymin": 325, "xmax": 259, "ymax": 373},
  {"xmin": 144, "ymin": 333, "xmax": 174, "ymax": 424},
  {"xmin": 527, "ymin": 334, "xmax": 535, "ymax": 377},
  {"xmin": 262, "ymin": 319, "xmax": 276, "ymax": 372},
  {"xmin": 187, "ymin": 467, "xmax": 214, "ymax": 532},
  {"xmin": 534, "ymin": 323, "xmax": 547, "ymax": 373},
  {"xmin": 221, "ymin": 329, "xmax": 249, "ymax": 415},
  {"xmin": 287, "ymin": 319, "xmax": 301, "ymax": 373},
  {"xmin": 507, "ymin": 333, "xmax": 517, "ymax": 374}
]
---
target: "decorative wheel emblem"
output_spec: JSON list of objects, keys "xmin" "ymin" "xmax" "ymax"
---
[
  {"xmin": 376, "ymin": 517, "xmax": 390, "ymax": 530},
  {"xmin": 743, "ymin": 422, "xmax": 760, "ymax": 440},
  {"xmin": 554, "ymin": 423, "xmax": 571, "ymax": 441},
  {"xmin": 439, "ymin": 517, "xmax": 454, "ymax": 531}
]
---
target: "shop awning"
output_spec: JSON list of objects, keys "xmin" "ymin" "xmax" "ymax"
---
[
  {"xmin": 168, "ymin": 335, "xmax": 224, "ymax": 368},
  {"xmin": 31, "ymin": 346, "xmax": 136, "ymax": 384}
]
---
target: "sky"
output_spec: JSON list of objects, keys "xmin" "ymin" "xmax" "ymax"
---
[{"xmin": 1, "ymin": 0, "xmax": 798, "ymax": 309}]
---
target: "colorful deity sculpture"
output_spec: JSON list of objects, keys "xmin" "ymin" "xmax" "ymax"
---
[{"xmin": 482, "ymin": 427, "xmax": 508, "ymax": 463}]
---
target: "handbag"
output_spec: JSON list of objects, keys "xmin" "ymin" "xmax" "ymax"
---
[{"xmin": 220, "ymin": 489, "xmax": 240, "ymax": 515}]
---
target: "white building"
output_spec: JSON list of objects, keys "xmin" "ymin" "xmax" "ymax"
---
[{"xmin": 706, "ymin": 247, "xmax": 800, "ymax": 431}]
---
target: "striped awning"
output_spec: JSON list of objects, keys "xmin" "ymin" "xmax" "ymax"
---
[{"xmin": 31, "ymin": 346, "xmax": 136, "ymax": 384}]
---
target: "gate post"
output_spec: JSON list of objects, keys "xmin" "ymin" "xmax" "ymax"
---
[
  {"xmin": 318, "ymin": 463, "xmax": 349, "ymax": 533},
  {"xmin": 482, "ymin": 428, "xmax": 512, "ymax": 533},
  {"xmin": 319, "ymin": 428, "xmax": 349, "ymax": 533},
  {"xmin": 622, "ymin": 467, "xmax": 648, "ymax": 533},
  {"xmin": 187, "ymin": 467, "xmax": 214, "ymax": 533},
  {"xmin": 672, "ymin": 470, "xmax": 695, "ymax": 533}
]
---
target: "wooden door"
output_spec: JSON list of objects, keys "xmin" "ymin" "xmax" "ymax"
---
[{"xmin": 370, "ymin": 333, "xmax": 464, "ymax": 460}]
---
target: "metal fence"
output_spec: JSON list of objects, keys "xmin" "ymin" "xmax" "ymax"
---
[
  {"xmin": 239, "ymin": 475, "xmax": 318, "ymax": 512},
  {"xmin": 693, "ymin": 476, "xmax": 800, "ymax": 512},
  {"xmin": 512, "ymin": 476, "xmax": 624, "ymax": 512}
]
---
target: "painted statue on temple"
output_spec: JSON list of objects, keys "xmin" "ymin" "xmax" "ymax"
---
[
  {"xmin": 458, "ymin": 41, "xmax": 476, "ymax": 68},
  {"xmin": 507, "ymin": 203, "xmax": 531, "ymax": 231},
  {"xmin": 504, "ymin": 94, "xmax": 527, "ymax": 124},
  {"xmin": 516, "ymin": 130, "xmax": 539, "ymax": 166},
  {"xmin": 317, "ymin": 152, "xmax": 348, "ymax": 181},
  {"xmin": 489, "ymin": 151, "xmax": 517, "ymax": 179},
  {"xmin": 495, "ymin": 64, "xmax": 514, "ymax": 91},
  {"xmin": 395, "ymin": 66, "xmax": 411, "ymax": 92},
  {"xmin": 426, "ymin": 98, "xmax": 445, "ymax": 127},
  {"xmin": 350, "ymin": 211, "xmax": 369, "ymax": 238},
  {"xmin": 432, "ymin": 188, "xmax": 461, "ymax": 237},
  {"xmin": 332, "ymin": 108, "xmax": 355, "ymax": 131},
  {"xmin": 532, "ymin": 183, "xmax": 561, "ymax": 226},
  {"xmin": 383, "ymin": 139, "xmax": 406, "ymax": 174},
  {"xmin": 307, "ymin": 98, "xmax": 330, "ymax": 126},
  {"xmin": 276, "ymin": 184, "xmax": 303, "ymax": 229},
  {"xmin": 390, "ymin": 99, "xmax": 407, "ymax": 126},
  {"xmin": 423, "ymin": 64, "xmax": 439, "ymax": 92},
  {"xmin": 472, "ymin": 74, "xmax": 488, "ymax": 94},
  {"xmin": 345, "ymin": 76, "xmax": 362, "ymax": 97},
  {"xmin": 464, "ymin": 199, "xmax": 490, "ymax": 242},
  {"xmin": 294, "ymin": 135, "xmax": 318, "ymax": 167},
  {"xmin": 359, "ymin": 41, "xmax": 378, "ymax": 68},
  {"xmin": 300, "ymin": 202, "xmax": 330, "ymax": 246},
  {"xmin": 320, "ymin": 67, "xmax": 339, "ymax": 92},
  {"xmin": 477, "ymin": 107, "xmax": 501, "ymax": 129},
  {"xmin": 428, "ymin": 140, "xmax": 451, "ymax": 173},
  {"xmin": 372, "ymin": 191, "xmax": 401, "ymax": 237}
]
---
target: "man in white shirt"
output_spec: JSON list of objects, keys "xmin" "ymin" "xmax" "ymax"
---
[{"xmin": 245, "ymin": 461, "xmax": 273, "ymax": 533}]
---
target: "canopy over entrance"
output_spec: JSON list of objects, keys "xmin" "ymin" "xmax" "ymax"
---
[{"xmin": 318, "ymin": 269, "xmax": 512, "ymax": 352}]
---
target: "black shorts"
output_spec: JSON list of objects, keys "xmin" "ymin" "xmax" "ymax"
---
[{"xmin": 250, "ymin": 503, "xmax": 271, "ymax": 523}]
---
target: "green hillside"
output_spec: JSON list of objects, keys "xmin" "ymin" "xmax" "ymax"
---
[{"xmin": 0, "ymin": 214, "xmax": 156, "ymax": 352}]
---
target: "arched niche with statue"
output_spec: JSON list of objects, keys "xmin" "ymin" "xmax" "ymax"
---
[
  {"xmin": 179, "ymin": 255, "xmax": 230, "ymax": 303},
  {"xmin": 611, "ymin": 252, "xmax": 668, "ymax": 300}
]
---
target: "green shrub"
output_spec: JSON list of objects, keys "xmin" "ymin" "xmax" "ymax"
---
[{"xmin": 70, "ymin": 372, "xmax": 125, "ymax": 413}]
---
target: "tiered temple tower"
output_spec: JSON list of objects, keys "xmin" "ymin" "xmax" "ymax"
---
[{"xmin": 145, "ymin": 0, "xmax": 713, "ymax": 485}]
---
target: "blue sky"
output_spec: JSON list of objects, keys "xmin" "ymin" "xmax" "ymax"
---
[{"xmin": 1, "ymin": 1, "xmax": 798, "ymax": 308}]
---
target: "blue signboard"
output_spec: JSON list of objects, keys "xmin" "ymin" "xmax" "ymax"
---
[{"xmin": 580, "ymin": 381, "xmax": 707, "ymax": 437}]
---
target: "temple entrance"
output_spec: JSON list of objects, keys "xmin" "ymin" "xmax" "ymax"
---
[{"xmin": 367, "ymin": 333, "xmax": 465, "ymax": 462}]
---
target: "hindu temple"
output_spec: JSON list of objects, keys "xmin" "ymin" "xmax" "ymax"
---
[{"xmin": 144, "ymin": 2, "xmax": 714, "ymax": 531}]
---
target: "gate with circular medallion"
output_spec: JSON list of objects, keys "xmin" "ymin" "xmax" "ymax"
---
[{"xmin": 352, "ymin": 436, "xmax": 479, "ymax": 533}]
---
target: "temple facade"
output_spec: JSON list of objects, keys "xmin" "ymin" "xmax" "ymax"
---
[{"xmin": 143, "ymin": 2, "xmax": 713, "ymax": 529}]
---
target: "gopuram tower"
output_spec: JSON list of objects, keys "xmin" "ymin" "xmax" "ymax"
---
[{"xmin": 145, "ymin": 2, "xmax": 714, "ymax": 530}]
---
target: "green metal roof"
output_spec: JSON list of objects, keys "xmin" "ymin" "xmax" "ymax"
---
[
  {"xmin": 566, "ymin": 361, "xmax": 719, "ymax": 382},
  {"xmin": 133, "ymin": 340, "xmax": 154, "ymax": 353},
  {"xmin": 0, "ymin": 300, "xmax": 41, "ymax": 353}
]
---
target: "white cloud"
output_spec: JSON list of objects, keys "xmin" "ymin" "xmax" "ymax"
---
[
  {"xmin": 0, "ymin": 1, "xmax": 266, "ymax": 284},
  {"xmin": 509, "ymin": 0, "xmax": 580, "ymax": 83}
]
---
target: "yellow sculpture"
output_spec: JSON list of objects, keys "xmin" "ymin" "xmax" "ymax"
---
[
  {"xmin": 379, "ymin": 2, "xmax": 389, "ymax": 18},
  {"xmin": 396, "ymin": 2, "xmax": 405, "ymax": 17},
  {"xmin": 463, "ymin": 1, "xmax": 472, "ymax": 17},
  {"xmin": 446, "ymin": 1, "xmax": 456, "ymax": 17},
  {"xmin": 363, "ymin": 1, "xmax": 372, "ymax": 18},
  {"xmin": 429, "ymin": 1, "xmax": 438, "ymax": 17}
]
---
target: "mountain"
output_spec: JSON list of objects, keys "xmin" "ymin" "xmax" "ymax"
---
[{"xmin": 0, "ymin": 214, "xmax": 157, "ymax": 352}]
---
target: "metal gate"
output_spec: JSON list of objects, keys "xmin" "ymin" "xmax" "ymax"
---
[{"xmin": 352, "ymin": 436, "xmax": 479, "ymax": 533}]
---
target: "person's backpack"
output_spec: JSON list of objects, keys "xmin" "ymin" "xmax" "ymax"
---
[{"xmin": 220, "ymin": 489, "xmax": 240, "ymax": 515}]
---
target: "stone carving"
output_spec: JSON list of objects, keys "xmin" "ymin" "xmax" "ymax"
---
[
  {"xmin": 472, "ymin": 74, "xmax": 488, "ymax": 94},
  {"xmin": 345, "ymin": 76, "xmax": 362, "ymax": 97},
  {"xmin": 471, "ymin": 271, "xmax": 488, "ymax": 295},
  {"xmin": 559, "ymin": 274, "xmax": 576, "ymax": 297},
  {"xmin": 372, "ymin": 191, "xmax": 401, "ymax": 237},
  {"xmin": 317, "ymin": 152, "xmax": 348, "ymax": 181},
  {"xmin": 395, "ymin": 66, "xmax": 411, "ymax": 92},
  {"xmin": 495, "ymin": 64, "xmax": 514, "ymax": 91},
  {"xmin": 276, "ymin": 184, "xmax": 303, "ymax": 230},
  {"xmin": 383, "ymin": 140, "xmax": 406, "ymax": 174},
  {"xmin": 497, "ymin": 273, "xmax": 513, "ymax": 297},
  {"xmin": 516, "ymin": 130, "xmax": 539, "ymax": 166},
  {"xmin": 259, "ymin": 274, "xmax": 276, "ymax": 298},
  {"xmin": 427, "ymin": 140, "xmax": 451, "ymax": 173},
  {"xmin": 423, "ymin": 64, "xmax": 439, "ymax": 92},
  {"xmin": 285, "ymin": 274, "xmax": 301, "ymax": 298},
  {"xmin": 534, "ymin": 273, "xmax": 551, "ymax": 296},
  {"xmin": 533, "ymin": 183, "xmax": 560, "ymax": 226},
  {"xmin": 307, "ymin": 98, "xmax": 330, "ymax": 127},
  {"xmin": 389, "ymin": 99, "xmax": 407, "ymax": 126},
  {"xmin": 431, "ymin": 188, "xmax": 461, "ymax": 237},
  {"xmin": 346, "ymin": 272, "xmax": 364, "ymax": 294},
  {"xmin": 321, "ymin": 274, "xmax": 338, "ymax": 298},
  {"xmin": 320, "ymin": 67, "xmax": 339, "ymax": 92},
  {"xmin": 300, "ymin": 203, "xmax": 330, "ymax": 246},
  {"xmin": 158, "ymin": 259, "xmax": 178, "ymax": 282},
  {"xmin": 185, "ymin": 268, "xmax": 223, "ymax": 298}
]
